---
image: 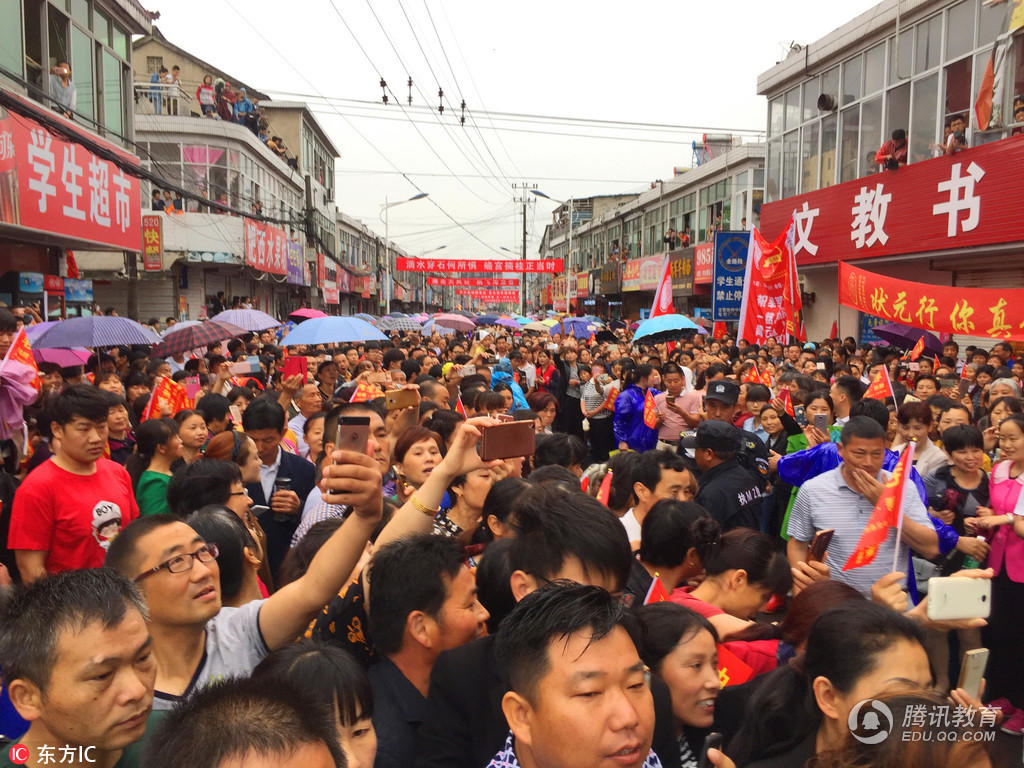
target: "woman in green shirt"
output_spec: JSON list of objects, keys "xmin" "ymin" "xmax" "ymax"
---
[{"xmin": 126, "ymin": 418, "xmax": 183, "ymax": 516}]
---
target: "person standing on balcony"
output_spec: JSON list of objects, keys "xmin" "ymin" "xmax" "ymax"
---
[
  {"xmin": 196, "ymin": 74, "xmax": 216, "ymax": 116},
  {"xmin": 235, "ymin": 88, "xmax": 254, "ymax": 125},
  {"xmin": 48, "ymin": 62, "xmax": 76, "ymax": 118},
  {"xmin": 875, "ymin": 128, "xmax": 908, "ymax": 170},
  {"xmin": 149, "ymin": 66, "xmax": 167, "ymax": 114}
]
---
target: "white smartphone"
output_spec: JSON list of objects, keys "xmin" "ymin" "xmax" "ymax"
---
[
  {"xmin": 956, "ymin": 648, "xmax": 989, "ymax": 699},
  {"xmin": 926, "ymin": 577, "xmax": 991, "ymax": 622}
]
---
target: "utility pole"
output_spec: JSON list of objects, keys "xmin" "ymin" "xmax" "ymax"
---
[{"xmin": 512, "ymin": 182, "xmax": 537, "ymax": 315}]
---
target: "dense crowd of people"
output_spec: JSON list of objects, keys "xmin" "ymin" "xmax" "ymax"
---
[{"xmin": 0, "ymin": 305, "xmax": 1020, "ymax": 767}]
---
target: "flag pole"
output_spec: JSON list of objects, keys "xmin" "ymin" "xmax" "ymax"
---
[{"xmin": 892, "ymin": 440, "xmax": 916, "ymax": 573}]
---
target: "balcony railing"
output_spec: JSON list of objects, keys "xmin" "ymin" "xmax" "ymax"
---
[{"xmin": 132, "ymin": 82, "xmax": 192, "ymax": 117}]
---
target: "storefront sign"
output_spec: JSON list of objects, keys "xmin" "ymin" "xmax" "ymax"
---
[
  {"xmin": 840, "ymin": 261, "xmax": 1024, "ymax": 341},
  {"xmin": 186, "ymin": 251, "xmax": 236, "ymax": 263},
  {"xmin": 712, "ymin": 231, "xmax": 750, "ymax": 322},
  {"xmin": 397, "ymin": 257, "xmax": 563, "ymax": 273},
  {"xmin": 761, "ymin": 137, "xmax": 1024, "ymax": 266},
  {"xmin": 243, "ymin": 219, "xmax": 288, "ymax": 275},
  {"xmin": 323, "ymin": 282, "xmax": 339, "ymax": 304},
  {"xmin": 18, "ymin": 272, "xmax": 43, "ymax": 293},
  {"xmin": 285, "ymin": 242, "xmax": 304, "ymax": 285},
  {"xmin": 337, "ymin": 267, "xmax": 351, "ymax": 294},
  {"xmin": 63, "ymin": 278, "xmax": 92, "ymax": 303},
  {"xmin": 427, "ymin": 277, "xmax": 519, "ymax": 287},
  {"xmin": 669, "ymin": 250, "xmax": 694, "ymax": 294},
  {"xmin": 622, "ymin": 255, "xmax": 665, "ymax": 292},
  {"xmin": 694, "ymin": 243, "xmax": 714, "ymax": 284},
  {"xmin": 0, "ymin": 102, "xmax": 142, "ymax": 250},
  {"xmin": 598, "ymin": 265, "xmax": 619, "ymax": 295},
  {"xmin": 576, "ymin": 273, "xmax": 589, "ymax": 298},
  {"xmin": 44, "ymin": 274, "xmax": 63, "ymax": 293},
  {"xmin": 552, "ymin": 275, "xmax": 566, "ymax": 302},
  {"xmin": 142, "ymin": 215, "xmax": 163, "ymax": 272},
  {"xmin": 353, "ymin": 275, "xmax": 371, "ymax": 298},
  {"xmin": 859, "ymin": 312, "xmax": 886, "ymax": 344},
  {"xmin": 316, "ymin": 252, "xmax": 326, "ymax": 285}
]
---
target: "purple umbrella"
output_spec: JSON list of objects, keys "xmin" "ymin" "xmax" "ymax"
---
[
  {"xmin": 870, "ymin": 323, "xmax": 943, "ymax": 355},
  {"xmin": 209, "ymin": 309, "xmax": 281, "ymax": 332},
  {"xmin": 496, "ymin": 318, "xmax": 522, "ymax": 329},
  {"xmin": 24, "ymin": 321, "xmax": 59, "ymax": 341},
  {"xmin": 551, "ymin": 318, "xmax": 598, "ymax": 338},
  {"xmin": 32, "ymin": 347, "xmax": 91, "ymax": 367},
  {"xmin": 32, "ymin": 316, "xmax": 162, "ymax": 348}
]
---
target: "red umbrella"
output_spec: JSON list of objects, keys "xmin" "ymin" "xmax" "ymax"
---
[
  {"xmin": 151, "ymin": 320, "xmax": 249, "ymax": 358},
  {"xmin": 288, "ymin": 308, "xmax": 328, "ymax": 321}
]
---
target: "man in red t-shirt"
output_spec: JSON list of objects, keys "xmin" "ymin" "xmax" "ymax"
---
[{"xmin": 10, "ymin": 385, "xmax": 138, "ymax": 583}]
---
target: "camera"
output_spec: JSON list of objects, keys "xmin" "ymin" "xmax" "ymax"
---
[{"xmin": 884, "ymin": 157, "xmax": 900, "ymax": 171}]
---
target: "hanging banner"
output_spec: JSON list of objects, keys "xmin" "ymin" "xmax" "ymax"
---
[
  {"xmin": 669, "ymin": 250, "xmax": 694, "ymax": 294},
  {"xmin": 141, "ymin": 215, "xmax": 163, "ymax": 272},
  {"xmin": 323, "ymin": 282, "xmax": 339, "ymax": 304},
  {"xmin": 712, "ymin": 231, "xmax": 750, "ymax": 322},
  {"xmin": 622, "ymin": 256, "xmax": 665, "ymax": 292},
  {"xmin": 243, "ymin": 219, "xmax": 288, "ymax": 275},
  {"xmin": 840, "ymin": 262, "xmax": 1024, "ymax": 341},
  {"xmin": 694, "ymin": 243, "xmax": 714, "ymax": 285},
  {"xmin": 427, "ymin": 277, "xmax": 519, "ymax": 287},
  {"xmin": 397, "ymin": 257, "xmax": 563, "ymax": 273},
  {"xmin": 456, "ymin": 289, "xmax": 519, "ymax": 301},
  {"xmin": 286, "ymin": 241, "xmax": 304, "ymax": 285}
]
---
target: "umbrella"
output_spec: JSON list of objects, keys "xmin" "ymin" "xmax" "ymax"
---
[
  {"xmin": 422, "ymin": 318, "xmax": 455, "ymax": 335},
  {"xmin": 378, "ymin": 316, "xmax": 424, "ymax": 333},
  {"xmin": 24, "ymin": 321, "xmax": 59, "ymax": 341},
  {"xmin": 540, "ymin": 317, "xmax": 559, "ymax": 327},
  {"xmin": 354, "ymin": 313, "xmax": 377, "ymax": 325},
  {"xmin": 475, "ymin": 314, "xmax": 500, "ymax": 326},
  {"xmin": 32, "ymin": 316, "xmax": 162, "ymax": 348},
  {"xmin": 433, "ymin": 313, "xmax": 476, "ymax": 332},
  {"xmin": 524, "ymin": 321, "xmax": 549, "ymax": 332},
  {"xmin": 412, "ymin": 313, "xmax": 430, "ymax": 323},
  {"xmin": 288, "ymin": 308, "xmax": 328, "ymax": 321},
  {"xmin": 160, "ymin": 320, "xmax": 201, "ymax": 336},
  {"xmin": 552, "ymin": 318, "xmax": 598, "ymax": 338},
  {"xmin": 595, "ymin": 329, "xmax": 619, "ymax": 344},
  {"xmin": 451, "ymin": 310, "xmax": 476, "ymax": 318},
  {"xmin": 608, "ymin": 319, "xmax": 627, "ymax": 331},
  {"xmin": 151, "ymin": 320, "xmax": 250, "ymax": 358},
  {"xmin": 870, "ymin": 322, "xmax": 943, "ymax": 356},
  {"xmin": 496, "ymin": 318, "xmax": 522, "ymax": 329},
  {"xmin": 209, "ymin": 309, "xmax": 280, "ymax": 332},
  {"xmin": 281, "ymin": 316, "xmax": 386, "ymax": 346},
  {"xmin": 385, "ymin": 311, "xmax": 408, "ymax": 318},
  {"xmin": 33, "ymin": 347, "xmax": 91, "ymax": 367},
  {"xmin": 632, "ymin": 314, "xmax": 701, "ymax": 345}
]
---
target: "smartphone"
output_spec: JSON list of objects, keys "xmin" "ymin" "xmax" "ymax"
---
[
  {"xmin": 926, "ymin": 576, "xmax": 991, "ymax": 621},
  {"xmin": 957, "ymin": 378, "xmax": 970, "ymax": 398},
  {"xmin": 808, "ymin": 528, "xmax": 835, "ymax": 563},
  {"xmin": 908, "ymin": 361, "xmax": 921, "ymax": 372},
  {"xmin": 385, "ymin": 388, "xmax": 420, "ymax": 412},
  {"xmin": 335, "ymin": 416, "xmax": 370, "ymax": 455},
  {"xmin": 496, "ymin": 412, "xmax": 515, "ymax": 423},
  {"xmin": 229, "ymin": 405, "xmax": 243, "ymax": 425},
  {"xmin": 956, "ymin": 648, "xmax": 989, "ymax": 699},
  {"xmin": 697, "ymin": 732, "xmax": 724, "ymax": 768},
  {"xmin": 939, "ymin": 378, "xmax": 957, "ymax": 390},
  {"xmin": 480, "ymin": 421, "xmax": 535, "ymax": 461},
  {"xmin": 813, "ymin": 413, "xmax": 829, "ymax": 432},
  {"xmin": 460, "ymin": 364, "xmax": 476, "ymax": 377},
  {"xmin": 816, "ymin": 361, "xmax": 826, "ymax": 370},
  {"xmin": 281, "ymin": 355, "xmax": 307, "ymax": 384},
  {"xmin": 184, "ymin": 375, "xmax": 201, "ymax": 402},
  {"xmin": 228, "ymin": 361, "xmax": 252, "ymax": 376}
]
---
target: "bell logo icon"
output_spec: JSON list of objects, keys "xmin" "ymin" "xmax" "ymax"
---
[{"xmin": 848, "ymin": 698, "xmax": 893, "ymax": 745}]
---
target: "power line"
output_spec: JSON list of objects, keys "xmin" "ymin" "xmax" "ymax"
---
[{"xmin": 334, "ymin": 168, "xmax": 654, "ymax": 184}]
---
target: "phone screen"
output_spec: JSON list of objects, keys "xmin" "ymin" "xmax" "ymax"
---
[{"xmin": 335, "ymin": 417, "xmax": 370, "ymax": 456}]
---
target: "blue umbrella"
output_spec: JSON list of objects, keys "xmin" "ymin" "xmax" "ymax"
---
[
  {"xmin": 32, "ymin": 316, "xmax": 162, "ymax": 348},
  {"xmin": 281, "ymin": 316, "xmax": 386, "ymax": 346},
  {"xmin": 209, "ymin": 309, "xmax": 280, "ymax": 331},
  {"xmin": 354, "ymin": 313, "xmax": 377, "ymax": 325},
  {"xmin": 475, "ymin": 314, "xmax": 500, "ymax": 326},
  {"xmin": 632, "ymin": 314, "xmax": 700, "ymax": 345},
  {"xmin": 551, "ymin": 318, "xmax": 598, "ymax": 338}
]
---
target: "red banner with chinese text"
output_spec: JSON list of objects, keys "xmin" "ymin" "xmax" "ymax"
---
[
  {"xmin": 397, "ymin": 257, "xmax": 563, "ymax": 273},
  {"xmin": 243, "ymin": 219, "xmax": 288, "ymax": 275},
  {"xmin": 427, "ymin": 277, "xmax": 519, "ymax": 287},
  {"xmin": 839, "ymin": 262, "xmax": 1024, "ymax": 341}
]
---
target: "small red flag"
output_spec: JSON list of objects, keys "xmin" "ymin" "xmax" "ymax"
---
[
  {"xmin": 863, "ymin": 366, "xmax": 895, "ymax": 401},
  {"xmin": 829, "ymin": 320, "xmax": 838, "ymax": 340},
  {"xmin": 580, "ymin": 473, "xmax": 590, "ymax": 493},
  {"xmin": 711, "ymin": 321, "xmax": 727, "ymax": 339},
  {"xmin": 455, "ymin": 393, "xmax": 467, "ymax": 417},
  {"xmin": 960, "ymin": 361, "xmax": 970, "ymax": 380},
  {"xmin": 643, "ymin": 389, "xmax": 658, "ymax": 429},
  {"xmin": 644, "ymin": 576, "xmax": 670, "ymax": 605},
  {"xmin": 2, "ymin": 328, "xmax": 40, "ymax": 391},
  {"xmin": 142, "ymin": 377, "xmax": 188, "ymax": 421},
  {"xmin": 933, "ymin": 354, "xmax": 942, "ymax": 371},
  {"xmin": 741, "ymin": 365, "xmax": 763, "ymax": 385},
  {"xmin": 596, "ymin": 468, "xmax": 613, "ymax": 507},
  {"xmin": 350, "ymin": 380, "xmax": 384, "ymax": 403},
  {"xmin": 778, "ymin": 387, "xmax": 796, "ymax": 417},
  {"xmin": 716, "ymin": 643, "xmax": 755, "ymax": 688},
  {"xmin": 649, "ymin": 255, "xmax": 675, "ymax": 318},
  {"xmin": 843, "ymin": 442, "xmax": 914, "ymax": 571},
  {"xmin": 909, "ymin": 335, "xmax": 925, "ymax": 361}
]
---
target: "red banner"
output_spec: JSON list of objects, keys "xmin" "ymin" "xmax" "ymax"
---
[
  {"xmin": 738, "ymin": 223, "xmax": 796, "ymax": 345},
  {"xmin": 0, "ymin": 102, "xmax": 142, "ymax": 250},
  {"xmin": 427, "ymin": 277, "xmax": 519, "ymax": 287},
  {"xmin": 761, "ymin": 136, "xmax": 1024, "ymax": 267},
  {"xmin": 323, "ymin": 283, "xmax": 339, "ymax": 304},
  {"xmin": 142, "ymin": 215, "xmax": 162, "ymax": 272},
  {"xmin": 397, "ymin": 257, "xmax": 563, "ymax": 273},
  {"xmin": 694, "ymin": 243, "xmax": 714, "ymax": 284},
  {"xmin": 839, "ymin": 262, "xmax": 1024, "ymax": 341},
  {"xmin": 243, "ymin": 219, "xmax": 288, "ymax": 275}
]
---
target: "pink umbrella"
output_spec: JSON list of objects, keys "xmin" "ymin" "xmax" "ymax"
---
[
  {"xmin": 32, "ymin": 347, "xmax": 92, "ymax": 367},
  {"xmin": 433, "ymin": 313, "xmax": 476, "ymax": 332},
  {"xmin": 288, "ymin": 308, "xmax": 328, "ymax": 320}
]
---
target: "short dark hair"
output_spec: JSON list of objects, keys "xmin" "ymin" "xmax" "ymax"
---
[
  {"xmin": 195, "ymin": 393, "xmax": 231, "ymax": 425},
  {"xmin": 840, "ymin": 415, "xmax": 886, "ymax": 445},
  {"xmin": 143, "ymin": 675, "xmax": 344, "ymax": 768},
  {"xmin": 105, "ymin": 513, "xmax": 182, "ymax": 577},
  {"xmin": 633, "ymin": 449, "xmax": 689, "ymax": 492},
  {"xmin": 914, "ymin": 374, "xmax": 938, "ymax": 389},
  {"xmin": 241, "ymin": 397, "xmax": 286, "ymax": 433},
  {"xmin": 745, "ymin": 383, "xmax": 771, "ymax": 402},
  {"xmin": 0, "ymin": 568, "xmax": 147, "ymax": 693},
  {"xmin": 892, "ymin": 128, "xmax": 906, "ymax": 141},
  {"xmin": 606, "ymin": 451, "xmax": 643, "ymax": 510},
  {"xmin": 639, "ymin": 500, "xmax": 720, "ymax": 568},
  {"xmin": 833, "ymin": 375, "xmax": 865, "ymax": 402},
  {"xmin": 897, "ymin": 400, "xmax": 933, "ymax": 426},
  {"xmin": 185, "ymin": 506, "xmax": 257, "ymax": 603},
  {"xmin": 367, "ymin": 534, "xmax": 466, "ymax": 656},
  {"xmin": 508, "ymin": 485, "xmax": 632, "ymax": 593},
  {"xmin": 166, "ymin": 458, "xmax": 242, "ymax": 517},
  {"xmin": 702, "ymin": 528, "xmax": 792, "ymax": 595},
  {"xmin": 635, "ymin": 602, "xmax": 719, "ymax": 674},
  {"xmin": 941, "ymin": 424, "xmax": 984, "ymax": 453},
  {"xmin": 848, "ymin": 398, "xmax": 890, "ymax": 429},
  {"xmin": 50, "ymin": 383, "xmax": 110, "ymax": 425},
  {"xmin": 495, "ymin": 582, "xmax": 637, "ymax": 705},
  {"xmin": 533, "ymin": 433, "xmax": 587, "ymax": 470}
]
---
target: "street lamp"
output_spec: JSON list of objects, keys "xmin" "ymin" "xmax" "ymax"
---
[
  {"xmin": 532, "ymin": 190, "xmax": 573, "ymax": 315},
  {"xmin": 380, "ymin": 192, "xmax": 430, "ymax": 314},
  {"xmin": 421, "ymin": 244, "xmax": 447, "ymax": 313}
]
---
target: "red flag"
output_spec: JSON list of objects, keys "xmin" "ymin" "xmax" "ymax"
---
[
  {"xmin": 843, "ymin": 442, "xmax": 914, "ymax": 571},
  {"xmin": 711, "ymin": 321, "xmax": 726, "ymax": 339},
  {"xmin": 580, "ymin": 473, "xmax": 590, "ymax": 493},
  {"xmin": 643, "ymin": 389, "xmax": 658, "ymax": 429},
  {"xmin": 960, "ymin": 361, "xmax": 971, "ymax": 380},
  {"xmin": 933, "ymin": 354, "xmax": 942, "ymax": 371},
  {"xmin": 739, "ymin": 217, "xmax": 799, "ymax": 345},
  {"xmin": 454, "ymin": 393, "xmax": 467, "ymax": 417},
  {"xmin": 665, "ymin": 340, "xmax": 677, "ymax": 356},
  {"xmin": 741, "ymin": 365, "xmax": 763, "ymax": 385},
  {"xmin": 596, "ymin": 468, "xmax": 613, "ymax": 506},
  {"xmin": 974, "ymin": 49, "xmax": 996, "ymax": 131},
  {"xmin": 601, "ymin": 386, "xmax": 619, "ymax": 412},
  {"xmin": 350, "ymin": 380, "xmax": 384, "ymax": 403},
  {"xmin": 2, "ymin": 328, "xmax": 40, "ymax": 392},
  {"xmin": 863, "ymin": 366, "xmax": 895, "ymax": 401},
  {"xmin": 829, "ymin": 320, "xmax": 838, "ymax": 340},
  {"xmin": 649, "ymin": 255, "xmax": 675, "ymax": 318},
  {"xmin": 716, "ymin": 644, "xmax": 755, "ymax": 688},
  {"xmin": 142, "ymin": 377, "xmax": 188, "ymax": 421},
  {"xmin": 778, "ymin": 387, "xmax": 796, "ymax": 417},
  {"xmin": 909, "ymin": 335, "xmax": 925, "ymax": 361},
  {"xmin": 588, "ymin": 333, "xmax": 596, "ymax": 344},
  {"xmin": 644, "ymin": 576, "xmax": 670, "ymax": 605}
]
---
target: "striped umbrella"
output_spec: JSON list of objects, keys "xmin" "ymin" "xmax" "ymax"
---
[
  {"xmin": 209, "ymin": 309, "xmax": 280, "ymax": 331},
  {"xmin": 32, "ymin": 316, "xmax": 162, "ymax": 348},
  {"xmin": 151, "ymin": 320, "xmax": 250, "ymax": 358},
  {"xmin": 378, "ymin": 316, "xmax": 424, "ymax": 333}
]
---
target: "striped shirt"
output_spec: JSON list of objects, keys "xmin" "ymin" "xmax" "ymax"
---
[
  {"xmin": 291, "ymin": 486, "xmax": 348, "ymax": 546},
  {"xmin": 787, "ymin": 465, "xmax": 930, "ymax": 597},
  {"xmin": 581, "ymin": 379, "xmax": 611, "ymax": 419}
]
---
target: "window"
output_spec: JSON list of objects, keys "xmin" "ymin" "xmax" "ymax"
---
[
  {"xmin": 92, "ymin": 8, "xmax": 108, "ymax": 45},
  {"xmin": 910, "ymin": 73, "xmax": 938, "ymax": 162},
  {"xmin": 915, "ymin": 15, "xmax": 942, "ymax": 73},
  {"xmin": 111, "ymin": 25, "xmax": 127, "ymax": 59},
  {"xmin": 146, "ymin": 55, "xmax": 162, "ymax": 73},
  {"xmin": 864, "ymin": 42, "xmax": 886, "ymax": 95},
  {"xmin": 101, "ymin": 49, "xmax": 122, "ymax": 136},
  {"xmin": 979, "ymin": 0, "xmax": 1005, "ymax": 48},
  {"xmin": 48, "ymin": 6, "xmax": 69, "ymax": 69},
  {"xmin": 860, "ymin": 96, "xmax": 883, "ymax": 171},
  {"xmin": 945, "ymin": 1, "xmax": 975, "ymax": 61},
  {"xmin": 766, "ymin": 139, "xmax": 781, "ymax": 202},
  {"xmin": 71, "ymin": 24, "xmax": 93, "ymax": 121},
  {"xmin": 943, "ymin": 57, "xmax": 973, "ymax": 124},
  {"xmin": 800, "ymin": 121, "xmax": 820, "ymax": 193},
  {"xmin": 782, "ymin": 130, "xmax": 799, "ymax": 198},
  {"xmin": 802, "ymin": 77, "xmax": 820, "ymax": 123},
  {"xmin": 842, "ymin": 55, "xmax": 862, "ymax": 105},
  {"xmin": 769, "ymin": 96, "xmax": 784, "ymax": 135},
  {"xmin": 886, "ymin": 82, "xmax": 910, "ymax": 140},
  {"xmin": 784, "ymin": 88, "xmax": 800, "ymax": 130},
  {"xmin": 71, "ymin": 0, "xmax": 88, "ymax": 26},
  {"xmin": 839, "ymin": 105, "xmax": 860, "ymax": 183},
  {"xmin": 889, "ymin": 31, "xmax": 912, "ymax": 84},
  {"xmin": 0, "ymin": 0, "xmax": 22, "ymax": 76},
  {"xmin": 820, "ymin": 113, "xmax": 838, "ymax": 187},
  {"xmin": 822, "ymin": 66, "xmax": 840, "ymax": 109}
]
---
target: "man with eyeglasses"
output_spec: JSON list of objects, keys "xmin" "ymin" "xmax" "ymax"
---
[{"xmin": 104, "ymin": 439, "xmax": 382, "ymax": 712}]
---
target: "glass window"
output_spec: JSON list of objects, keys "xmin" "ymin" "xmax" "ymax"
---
[
  {"xmin": 821, "ymin": 112, "xmax": 838, "ymax": 188},
  {"xmin": 909, "ymin": 72, "xmax": 938, "ymax": 162},
  {"xmin": 889, "ymin": 30, "xmax": 913, "ymax": 84},
  {"xmin": 915, "ymin": 15, "xmax": 942, "ymax": 73},
  {"xmin": 784, "ymin": 88, "xmax": 800, "ymax": 130},
  {"xmin": 101, "ymin": 50, "xmax": 122, "ymax": 136},
  {"xmin": 944, "ymin": 56, "xmax": 973, "ymax": 122},
  {"xmin": 979, "ymin": 0, "xmax": 1005, "ymax": 48},
  {"xmin": 766, "ymin": 139, "xmax": 781, "ymax": 203},
  {"xmin": 946, "ymin": 1, "xmax": 975, "ymax": 61},
  {"xmin": 802, "ymin": 77, "xmax": 820, "ymax": 123},
  {"xmin": 112, "ymin": 26, "xmax": 127, "ymax": 59},
  {"xmin": 70, "ymin": 0, "xmax": 87, "ymax": 25},
  {"xmin": 0, "ymin": 0, "xmax": 22, "ymax": 76},
  {"xmin": 70, "ymin": 24, "xmax": 93, "ymax": 121},
  {"xmin": 860, "ymin": 96, "xmax": 883, "ymax": 172},
  {"xmin": 92, "ymin": 8, "xmax": 108, "ymax": 45},
  {"xmin": 842, "ymin": 55, "xmax": 862, "ymax": 105},
  {"xmin": 864, "ymin": 42, "xmax": 886, "ymax": 94},
  {"xmin": 822, "ymin": 66, "xmax": 840, "ymax": 108},
  {"xmin": 839, "ymin": 105, "xmax": 861, "ymax": 183},
  {"xmin": 48, "ymin": 6, "xmax": 69, "ymax": 68},
  {"xmin": 800, "ymin": 121, "xmax": 820, "ymax": 193},
  {"xmin": 782, "ymin": 130, "xmax": 799, "ymax": 198},
  {"xmin": 886, "ymin": 82, "xmax": 911, "ymax": 139},
  {"xmin": 769, "ymin": 97, "xmax": 783, "ymax": 135}
]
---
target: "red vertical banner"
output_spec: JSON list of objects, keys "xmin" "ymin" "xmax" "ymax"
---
[{"xmin": 142, "ymin": 215, "xmax": 163, "ymax": 272}]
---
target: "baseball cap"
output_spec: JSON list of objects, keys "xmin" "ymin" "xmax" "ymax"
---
[
  {"xmin": 704, "ymin": 379, "xmax": 739, "ymax": 405},
  {"xmin": 680, "ymin": 420, "xmax": 741, "ymax": 452}
]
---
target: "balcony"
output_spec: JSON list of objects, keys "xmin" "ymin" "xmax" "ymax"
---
[{"xmin": 133, "ymin": 82, "xmax": 192, "ymax": 117}]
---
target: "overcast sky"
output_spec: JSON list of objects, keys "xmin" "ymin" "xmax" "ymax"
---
[{"xmin": 153, "ymin": 0, "xmax": 880, "ymax": 261}]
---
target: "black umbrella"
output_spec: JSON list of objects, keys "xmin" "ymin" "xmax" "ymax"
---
[{"xmin": 871, "ymin": 323, "xmax": 943, "ymax": 356}]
